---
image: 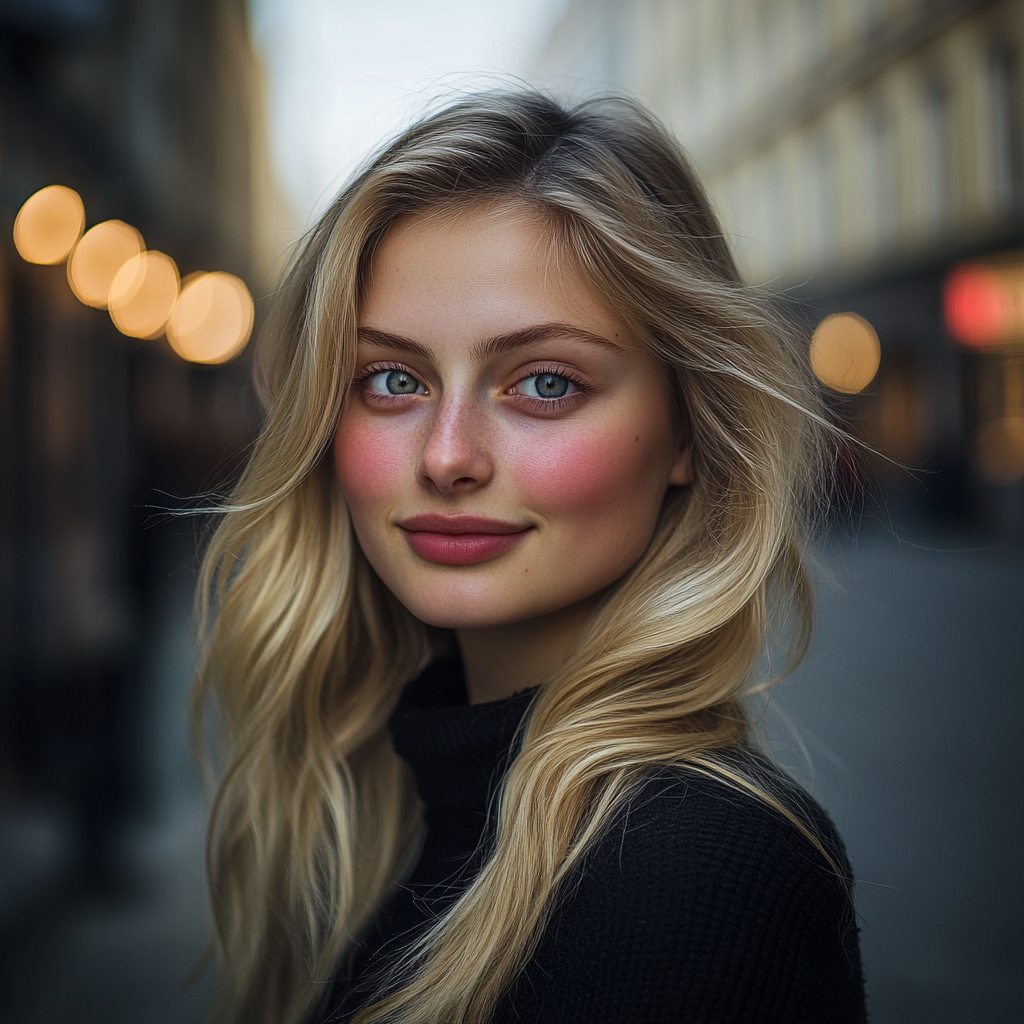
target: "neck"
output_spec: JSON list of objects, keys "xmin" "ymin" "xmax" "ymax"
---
[{"xmin": 457, "ymin": 596, "xmax": 599, "ymax": 705}]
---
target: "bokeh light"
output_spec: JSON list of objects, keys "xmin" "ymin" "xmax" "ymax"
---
[
  {"xmin": 13, "ymin": 185, "xmax": 86, "ymax": 265},
  {"xmin": 944, "ymin": 265, "xmax": 1008, "ymax": 348},
  {"xmin": 108, "ymin": 251, "xmax": 180, "ymax": 339},
  {"xmin": 166, "ymin": 272, "xmax": 254, "ymax": 364},
  {"xmin": 810, "ymin": 312, "xmax": 881, "ymax": 394},
  {"xmin": 68, "ymin": 220, "xmax": 144, "ymax": 308},
  {"xmin": 970, "ymin": 416, "xmax": 1024, "ymax": 483}
]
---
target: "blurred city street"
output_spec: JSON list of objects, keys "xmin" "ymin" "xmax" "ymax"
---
[{"xmin": 2, "ymin": 2, "xmax": 1023, "ymax": 1022}]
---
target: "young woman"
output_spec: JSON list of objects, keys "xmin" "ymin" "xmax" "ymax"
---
[{"xmin": 194, "ymin": 91, "xmax": 866, "ymax": 1024}]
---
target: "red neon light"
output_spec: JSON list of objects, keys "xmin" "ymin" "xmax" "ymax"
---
[{"xmin": 944, "ymin": 266, "xmax": 1007, "ymax": 348}]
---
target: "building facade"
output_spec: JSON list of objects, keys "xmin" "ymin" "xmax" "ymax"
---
[
  {"xmin": 0, "ymin": 0, "xmax": 280, "ymax": 894},
  {"xmin": 534, "ymin": 0, "xmax": 1024, "ymax": 526}
]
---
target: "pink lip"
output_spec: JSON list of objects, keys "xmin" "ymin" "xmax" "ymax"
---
[{"xmin": 399, "ymin": 514, "xmax": 532, "ymax": 565}]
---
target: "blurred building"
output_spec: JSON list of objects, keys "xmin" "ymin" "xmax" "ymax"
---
[
  {"xmin": 0, "ymin": 0, "xmax": 284, "ymax": 911},
  {"xmin": 535, "ymin": 0, "xmax": 1024, "ymax": 527}
]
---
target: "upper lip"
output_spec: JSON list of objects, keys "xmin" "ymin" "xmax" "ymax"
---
[{"xmin": 399, "ymin": 513, "xmax": 530, "ymax": 535}]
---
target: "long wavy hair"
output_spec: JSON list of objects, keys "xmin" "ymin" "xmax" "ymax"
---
[{"xmin": 193, "ymin": 90, "xmax": 835, "ymax": 1024}]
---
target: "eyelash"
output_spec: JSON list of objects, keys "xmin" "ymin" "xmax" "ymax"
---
[
  {"xmin": 353, "ymin": 362, "xmax": 426, "ymax": 399},
  {"xmin": 352, "ymin": 362, "xmax": 593, "ymax": 410},
  {"xmin": 509, "ymin": 364, "xmax": 592, "ymax": 410}
]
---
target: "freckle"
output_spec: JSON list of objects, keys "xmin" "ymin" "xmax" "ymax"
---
[{"xmin": 634, "ymin": 435, "xmax": 639, "ymax": 443}]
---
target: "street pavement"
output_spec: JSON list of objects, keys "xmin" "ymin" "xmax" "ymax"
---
[{"xmin": 764, "ymin": 524, "xmax": 1024, "ymax": 1023}]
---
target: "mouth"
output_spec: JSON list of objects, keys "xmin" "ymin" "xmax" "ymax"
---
[{"xmin": 398, "ymin": 513, "xmax": 533, "ymax": 566}]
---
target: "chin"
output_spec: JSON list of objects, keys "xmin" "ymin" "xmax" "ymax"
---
[
  {"xmin": 389, "ymin": 577, "xmax": 552, "ymax": 631},
  {"xmin": 403, "ymin": 598, "xmax": 525, "ymax": 631}
]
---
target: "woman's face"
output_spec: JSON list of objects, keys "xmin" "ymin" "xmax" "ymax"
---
[{"xmin": 333, "ymin": 204, "xmax": 691, "ymax": 630}]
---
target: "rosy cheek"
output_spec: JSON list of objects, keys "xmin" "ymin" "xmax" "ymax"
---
[
  {"xmin": 333, "ymin": 412, "xmax": 412, "ymax": 508},
  {"xmin": 507, "ymin": 418, "xmax": 666, "ymax": 518}
]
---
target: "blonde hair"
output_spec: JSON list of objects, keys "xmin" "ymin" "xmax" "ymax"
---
[{"xmin": 193, "ymin": 90, "xmax": 834, "ymax": 1024}]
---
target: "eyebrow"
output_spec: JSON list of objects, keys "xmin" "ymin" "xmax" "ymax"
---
[
  {"xmin": 357, "ymin": 327, "xmax": 433, "ymax": 359},
  {"xmin": 357, "ymin": 322, "xmax": 620, "ymax": 360}
]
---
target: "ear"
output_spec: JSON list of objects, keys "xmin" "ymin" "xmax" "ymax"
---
[{"xmin": 668, "ymin": 440, "xmax": 693, "ymax": 487}]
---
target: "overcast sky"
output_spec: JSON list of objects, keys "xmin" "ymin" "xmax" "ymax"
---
[{"xmin": 249, "ymin": 0, "xmax": 563, "ymax": 226}]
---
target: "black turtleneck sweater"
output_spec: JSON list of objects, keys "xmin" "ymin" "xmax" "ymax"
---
[{"xmin": 321, "ymin": 659, "xmax": 866, "ymax": 1023}]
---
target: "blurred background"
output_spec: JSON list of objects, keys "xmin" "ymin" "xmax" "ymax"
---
[{"xmin": 0, "ymin": 1, "xmax": 1020, "ymax": 1022}]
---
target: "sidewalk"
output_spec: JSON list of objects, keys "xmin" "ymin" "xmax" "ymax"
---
[
  {"xmin": 764, "ymin": 524, "xmax": 1024, "ymax": 1023},
  {"xmin": 0, "ymin": 798, "xmax": 213, "ymax": 1024},
  {"xmin": 0, "ymin": 548, "xmax": 214, "ymax": 1024}
]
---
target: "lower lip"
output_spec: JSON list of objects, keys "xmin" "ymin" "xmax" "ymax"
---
[{"xmin": 402, "ymin": 529, "xmax": 530, "ymax": 565}]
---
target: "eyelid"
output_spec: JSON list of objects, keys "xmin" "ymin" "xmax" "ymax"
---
[
  {"xmin": 354, "ymin": 359, "xmax": 417, "ymax": 381},
  {"xmin": 514, "ymin": 361, "xmax": 587, "ymax": 381},
  {"xmin": 503, "ymin": 365, "xmax": 594, "ymax": 415},
  {"xmin": 353, "ymin": 360, "xmax": 593, "ymax": 403},
  {"xmin": 355, "ymin": 361, "xmax": 429, "ymax": 397},
  {"xmin": 509, "ymin": 363, "xmax": 592, "ymax": 392}
]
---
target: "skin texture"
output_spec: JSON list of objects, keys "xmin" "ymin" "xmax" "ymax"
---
[{"xmin": 334, "ymin": 204, "xmax": 691, "ymax": 704}]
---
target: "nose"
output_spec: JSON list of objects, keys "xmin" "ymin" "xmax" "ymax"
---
[{"xmin": 418, "ymin": 394, "xmax": 494, "ymax": 494}]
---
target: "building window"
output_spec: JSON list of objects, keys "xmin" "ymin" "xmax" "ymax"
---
[
  {"xmin": 989, "ymin": 46, "xmax": 1021, "ymax": 212},
  {"xmin": 759, "ymin": 0, "xmax": 784, "ymax": 90},
  {"xmin": 921, "ymin": 75, "xmax": 956, "ymax": 234},
  {"xmin": 799, "ymin": 0, "xmax": 831, "ymax": 68},
  {"xmin": 855, "ymin": 0, "xmax": 888, "ymax": 34},
  {"xmin": 866, "ymin": 97, "xmax": 899, "ymax": 249},
  {"xmin": 722, "ymin": 0, "xmax": 741, "ymax": 113},
  {"xmin": 767, "ymin": 149, "xmax": 792, "ymax": 272},
  {"xmin": 806, "ymin": 128, "xmax": 836, "ymax": 264}
]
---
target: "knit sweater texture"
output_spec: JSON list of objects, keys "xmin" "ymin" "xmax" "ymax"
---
[{"xmin": 321, "ymin": 658, "xmax": 867, "ymax": 1023}]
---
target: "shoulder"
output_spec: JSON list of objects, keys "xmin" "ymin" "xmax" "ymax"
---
[
  {"xmin": 499, "ymin": 755, "xmax": 866, "ymax": 1024},
  {"xmin": 591, "ymin": 757, "xmax": 849, "ymax": 895},
  {"xmin": 555, "ymin": 757, "xmax": 856, "ymax": 958}
]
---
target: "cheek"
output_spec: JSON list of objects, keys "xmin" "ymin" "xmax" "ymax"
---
[
  {"xmin": 333, "ymin": 413, "xmax": 413, "ymax": 511},
  {"xmin": 508, "ymin": 416, "xmax": 671, "ymax": 524}
]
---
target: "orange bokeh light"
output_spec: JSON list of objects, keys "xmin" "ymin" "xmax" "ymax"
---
[
  {"xmin": 108, "ymin": 251, "xmax": 180, "ymax": 339},
  {"xmin": 166, "ymin": 272, "xmax": 254, "ymax": 364},
  {"xmin": 809, "ymin": 312, "xmax": 881, "ymax": 394},
  {"xmin": 13, "ymin": 185, "xmax": 86, "ymax": 265},
  {"xmin": 68, "ymin": 220, "xmax": 144, "ymax": 308}
]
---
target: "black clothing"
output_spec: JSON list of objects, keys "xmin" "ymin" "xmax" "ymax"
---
[{"xmin": 323, "ymin": 658, "xmax": 866, "ymax": 1023}]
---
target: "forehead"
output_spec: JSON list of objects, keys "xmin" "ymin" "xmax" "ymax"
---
[{"xmin": 360, "ymin": 203, "xmax": 633, "ymax": 348}]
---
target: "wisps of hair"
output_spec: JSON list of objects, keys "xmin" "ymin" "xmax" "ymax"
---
[{"xmin": 191, "ymin": 89, "xmax": 838, "ymax": 1024}]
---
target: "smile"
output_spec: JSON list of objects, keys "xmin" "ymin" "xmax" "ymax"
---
[{"xmin": 399, "ymin": 514, "xmax": 533, "ymax": 566}]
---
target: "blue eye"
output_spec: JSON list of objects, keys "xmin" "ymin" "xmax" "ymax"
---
[
  {"xmin": 365, "ymin": 369, "xmax": 425, "ymax": 395},
  {"xmin": 520, "ymin": 373, "xmax": 572, "ymax": 399}
]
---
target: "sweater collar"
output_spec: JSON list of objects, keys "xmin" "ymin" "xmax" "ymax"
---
[{"xmin": 388, "ymin": 657, "xmax": 537, "ymax": 815}]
